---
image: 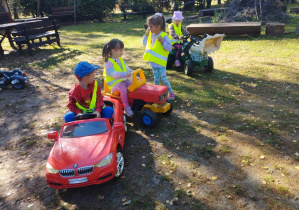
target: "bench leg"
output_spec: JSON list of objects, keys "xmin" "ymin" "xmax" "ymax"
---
[
  {"xmin": 17, "ymin": 43, "xmax": 23, "ymax": 55},
  {"xmin": 47, "ymin": 36, "xmax": 51, "ymax": 45},
  {"xmin": 0, "ymin": 44, "xmax": 4, "ymax": 56},
  {"xmin": 124, "ymin": 14, "xmax": 127, "ymax": 21},
  {"xmin": 27, "ymin": 42, "xmax": 33, "ymax": 56}
]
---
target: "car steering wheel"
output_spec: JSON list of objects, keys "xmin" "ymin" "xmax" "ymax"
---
[{"xmin": 75, "ymin": 113, "xmax": 97, "ymax": 120}]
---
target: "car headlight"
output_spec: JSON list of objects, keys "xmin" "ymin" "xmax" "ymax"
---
[
  {"xmin": 159, "ymin": 91, "xmax": 168, "ymax": 102},
  {"xmin": 95, "ymin": 153, "xmax": 113, "ymax": 168},
  {"xmin": 46, "ymin": 162, "xmax": 59, "ymax": 174}
]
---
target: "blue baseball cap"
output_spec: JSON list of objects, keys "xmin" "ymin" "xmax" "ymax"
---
[{"xmin": 74, "ymin": 61, "xmax": 100, "ymax": 78}]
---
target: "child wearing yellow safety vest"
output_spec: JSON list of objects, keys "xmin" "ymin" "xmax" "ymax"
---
[
  {"xmin": 102, "ymin": 39, "xmax": 134, "ymax": 117},
  {"xmin": 64, "ymin": 62, "xmax": 114, "ymax": 123},
  {"xmin": 143, "ymin": 13, "xmax": 175, "ymax": 100},
  {"xmin": 168, "ymin": 11, "xmax": 189, "ymax": 67}
]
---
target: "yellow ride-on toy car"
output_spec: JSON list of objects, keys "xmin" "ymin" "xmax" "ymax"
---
[{"xmin": 102, "ymin": 68, "xmax": 173, "ymax": 128}]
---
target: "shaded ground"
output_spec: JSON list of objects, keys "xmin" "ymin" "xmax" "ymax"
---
[{"xmin": 0, "ymin": 19, "xmax": 299, "ymax": 209}]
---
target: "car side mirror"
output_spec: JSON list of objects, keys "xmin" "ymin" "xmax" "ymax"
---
[{"xmin": 48, "ymin": 131, "xmax": 58, "ymax": 141}]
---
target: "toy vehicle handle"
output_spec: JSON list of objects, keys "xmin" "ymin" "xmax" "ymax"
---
[
  {"xmin": 128, "ymin": 68, "xmax": 146, "ymax": 92},
  {"xmin": 182, "ymin": 34, "xmax": 190, "ymax": 39}
]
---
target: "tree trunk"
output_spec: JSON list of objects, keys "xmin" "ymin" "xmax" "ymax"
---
[
  {"xmin": 218, "ymin": 0, "xmax": 221, "ymax": 4},
  {"xmin": 207, "ymin": 0, "xmax": 212, "ymax": 8},
  {"xmin": 13, "ymin": 7, "xmax": 19, "ymax": 19}
]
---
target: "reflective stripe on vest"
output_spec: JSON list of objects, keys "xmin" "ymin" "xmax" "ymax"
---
[
  {"xmin": 76, "ymin": 80, "xmax": 98, "ymax": 113},
  {"xmin": 168, "ymin": 23, "xmax": 183, "ymax": 45},
  {"xmin": 103, "ymin": 57, "xmax": 127, "ymax": 89},
  {"xmin": 143, "ymin": 31, "xmax": 169, "ymax": 67}
]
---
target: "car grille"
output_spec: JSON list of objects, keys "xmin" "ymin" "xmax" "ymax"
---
[
  {"xmin": 59, "ymin": 169, "xmax": 75, "ymax": 177},
  {"xmin": 77, "ymin": 166, "xmax": 94, "ymax": 175},
  {"xmin": 159, "ymin": 91, "xmax": 168, "ymax": 102}
]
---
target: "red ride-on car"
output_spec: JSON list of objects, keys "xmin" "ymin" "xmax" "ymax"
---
[
  {"xmin": 46, "ymin": 97, "xmax": 126, "ymax": 189},
  {"xmin": 103, "ymin": 68, "xmax": 173, "ymax": 128}
]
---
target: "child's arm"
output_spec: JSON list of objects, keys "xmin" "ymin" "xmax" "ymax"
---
[
  {"xmin": 67, "ymin": 95, "xmax": 82, "ymax": 115},
  {"xmin": 95, "ymin": 84, "xmax": 104, "ymax": 115},
  {"xmin": 181, "ymin": 25, "xmax": 189, "ymax": 36},
  {"xmin": 158, "ymin": 35, "xmax": 172, "ymax": 52},
  {"xmin": 142, "ymin": 27, "xmax": 151, "ymax": 46},
  {"xmin": 105, "ymin": 61, "xmax": 131, "ymax": 79}
]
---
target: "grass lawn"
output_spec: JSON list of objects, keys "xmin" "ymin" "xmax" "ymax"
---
[{"xmin": 0, "ymin": 6, "xmax": 299, "ymax": 209}]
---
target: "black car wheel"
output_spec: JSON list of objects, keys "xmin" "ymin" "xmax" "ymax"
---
[
  {"xmin": 162, "ymin": 99, "xmax": 173, "ymax": 116},
  {"xmin": 115, "ymin": 148, "xmax": 124, "ymax": 178},
  {"xmin": 140, "ymin": 109, "xmax": 157, "ymax": 128},
  {"xmin": 205, "ymin": 56, "xmax": 214, "ymax": 72},
  {"xmin": 184, "ymin": 60, "xmax": 193, "ymax": 76}
]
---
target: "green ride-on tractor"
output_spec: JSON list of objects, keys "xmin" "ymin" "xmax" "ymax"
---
[{"xmin": 166, "ymin": 33, "xmax": 225, "ymax": 76}]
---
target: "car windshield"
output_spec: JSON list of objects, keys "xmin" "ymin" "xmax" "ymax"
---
[{"xmin": 61, "ymin": 121, "xmax": 108, "ymax": 138}]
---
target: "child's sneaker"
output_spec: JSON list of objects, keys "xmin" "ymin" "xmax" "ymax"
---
[
  {"xmin": 169, "ymin": 92, "xmax": 175, "ymax": 100},
  {"xmin": 175, "ymin": 60, "xmax": 181, "ymax": 67},
  {"xmin": 124, "ymin": 107, "xmax": 134, "ymax": 117}
]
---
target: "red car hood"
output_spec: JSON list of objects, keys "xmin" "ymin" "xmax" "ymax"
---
[{"xmin": 49, "ymin": 132, "xmax": 111, "ymax": 169}]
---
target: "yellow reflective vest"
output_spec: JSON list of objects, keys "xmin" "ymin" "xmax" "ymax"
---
[
  {"xmin": 76, "ymin": 81, "xmax": 98, "ymax": 113},
  {"xmin": 103, "ymin": 58, "xmax": 127, "ymax": 89},
  {"xmin": 168, "ymin": 23, "xmax": 183, "ymax": 45},
  {"xmin": 143, "ymin": 31, "xmax": 170, "ymax": 67}
]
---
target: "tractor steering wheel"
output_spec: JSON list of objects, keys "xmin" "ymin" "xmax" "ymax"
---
[
  {"xmin": 182, "ymin": 34, "xmax": 190, "ymax": 40},
  {"xmin": 75, "ymin": 113, "xmax": 97, "ymax": 120}
]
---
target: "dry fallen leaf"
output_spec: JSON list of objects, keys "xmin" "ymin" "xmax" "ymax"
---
[
  {"xmin": 212, "ymin": 176, "xmax": 217, "ymax": 180},
  {"xmin": 295, "ymin": 166, "xmax": 299, "ymax": 171},
  {"xmin": 187, "ymin": 103, "xmax": 190, "ymax": 106},
  {"xmin": 260, "ymin": 155, "xmax": 265, "ymax": 159},
  {"xmin": 263, "ymin": 167, "xmax": 268, "ymax": 170}
]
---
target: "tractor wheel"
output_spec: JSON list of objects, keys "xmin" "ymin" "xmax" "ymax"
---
[
  {"xmin": 166, "ymin": 54, "xmax": 175, "ymax": 69},
  {"xmin": 205, "ymin": 56, "xmax": 214, "ymax": 72},
  {"xmin": 184, "ymin": 60, "xmax": 193, "ymax": 76},
  {"xmin": 140, "ymin": 109, "xmax": 157, "ymax": 128},
  {"xmin": 162, "ymin": 99, "xmax": 173, "ymax": 116}
]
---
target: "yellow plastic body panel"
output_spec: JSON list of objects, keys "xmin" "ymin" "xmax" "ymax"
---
[
  {"xmin": 143, "ymin": 102, "xmax": 170, "ymax": 113},
  {"xmin": 102, "ymin": 80, "xmax": 120, "ymax": 99},
  {"xmin": 128, "ymin": 68, "xmax": 146, "ymax": 92}
]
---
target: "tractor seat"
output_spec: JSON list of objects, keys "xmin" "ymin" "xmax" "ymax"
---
[{"xmin": 102, "ymin": 80, "xmax": 120, "ymax": 99}]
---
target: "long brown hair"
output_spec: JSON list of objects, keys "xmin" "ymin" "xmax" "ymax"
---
[
  {"xmin": 102, "ymin": 39, "xmax": 124, "ymax": 62},
  {"xmin": 147, "ymin": 14, "xmax": 166, "ymax": 32}
]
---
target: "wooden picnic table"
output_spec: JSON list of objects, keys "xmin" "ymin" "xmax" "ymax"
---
[{"xmin": 0, "ymin": 19, "xmax": 44, "ymax": 56}]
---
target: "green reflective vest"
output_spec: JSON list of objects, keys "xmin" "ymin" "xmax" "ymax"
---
[
  {"xmin": 143, "ymin": 31, "xmax": 170, "ymax": 67},
  {"xmin": 168, "ymin": 23, "xmax": 183, "ymax": 45},
  {"xmin": 76, "ymin": 80, "xmax": 98, "ymax": 113},
  {"xmin": 103, "ymin": 57, "xmax": 127, "ymax": 89}
]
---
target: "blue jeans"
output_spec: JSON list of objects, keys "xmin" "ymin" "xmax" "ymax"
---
[
  {"xmin": 152, "ymin": 67, "xmax": 174, "ymax": 93},
  {"xmin": 64, "ymin": 106, "xmax": 114, "ymax": 123}
]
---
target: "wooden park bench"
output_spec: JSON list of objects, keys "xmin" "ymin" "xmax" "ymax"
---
[
  {"xmin": 199, "ymin": 7, "xmax": 228, "ymax": 17},
  {"xmin": 290, "ymin": 7, "xmax": 299, "ymax": 14},
  {"xmin": 50, "ymin": 6, "xmax": 77, "ymax": 24},
  {"xmin": 11, "ymin": 19, "xmax": 60, "ymax": 56},
  {"xmin": 115, "ymin": 3, "xmax": 149, "ymax": 20},
  {"xmin": 186, "ymin": 22, "xmax": 262, "ymax": 36}
]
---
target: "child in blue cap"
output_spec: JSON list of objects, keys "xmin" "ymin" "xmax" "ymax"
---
[{"xmin": 64, "ymin": 61, "xmax": 114, "ymax": 123}]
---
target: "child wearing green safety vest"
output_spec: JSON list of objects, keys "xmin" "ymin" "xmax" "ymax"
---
[
  {"xmin": 143, "ymin": 13, "xmax": 175, "ymax": 100},
  {"xmin": 102, "ymin": 39, "xmax": 134, "ymax": 117},
  {"xmin": 168, "ymin": 11, "xmax": 189, "ymax": 67},
  {"xmin": 64, "ymin": 62, "xmax": 114, "ymax": 123}
]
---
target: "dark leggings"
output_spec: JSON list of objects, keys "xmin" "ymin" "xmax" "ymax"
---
[{"xmin": 172, "ymin": 43, "xmax": 182, "ymax": 60}]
